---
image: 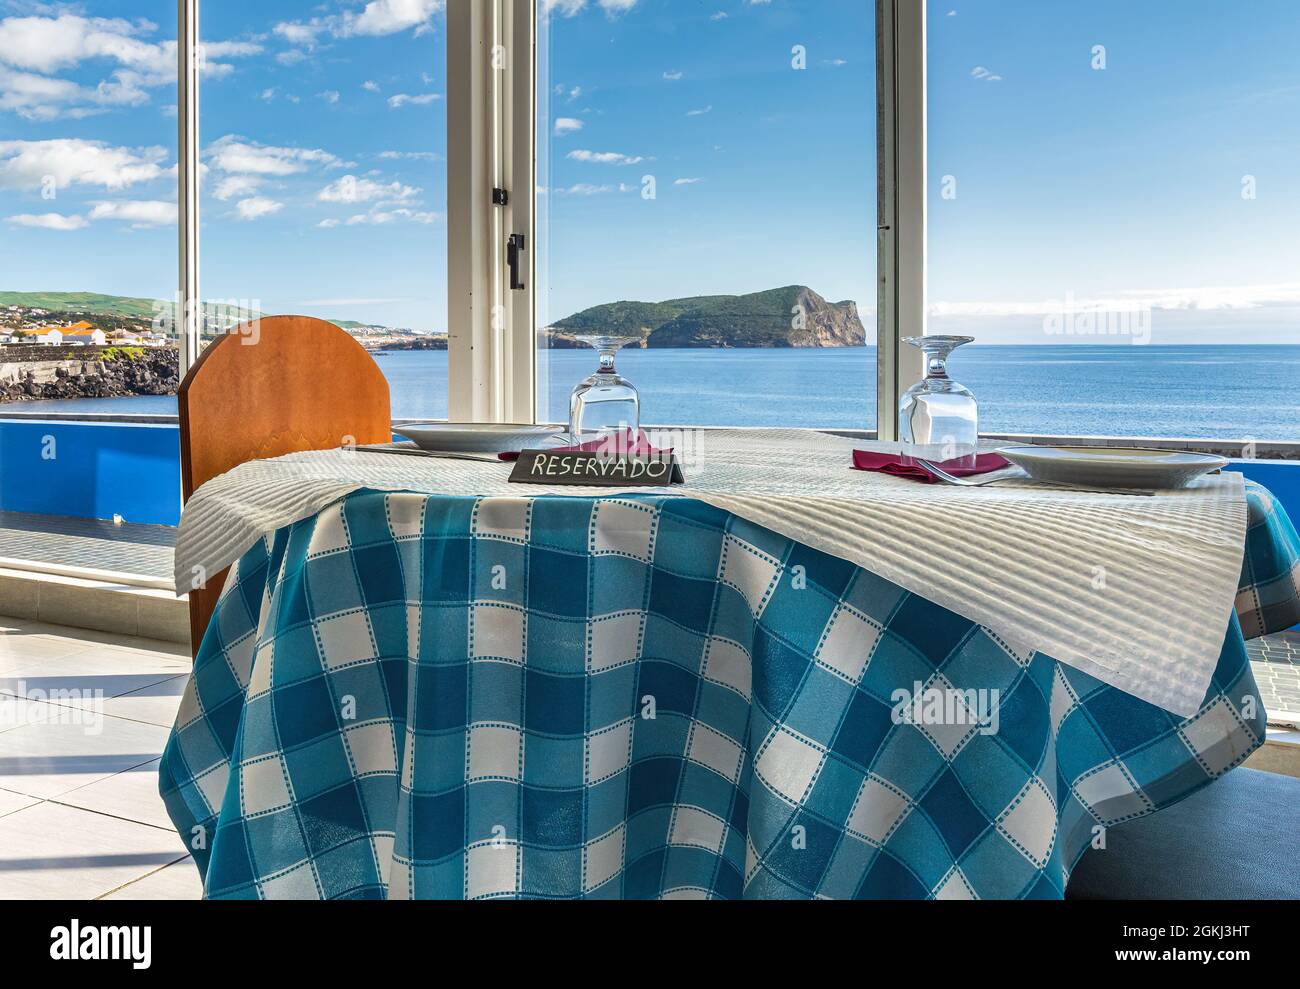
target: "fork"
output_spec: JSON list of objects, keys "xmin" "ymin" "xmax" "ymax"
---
[
  {"xmin": 914, "ymin": 459, "xmax": 1154, "ymax": 495},
  {"xmin": 912, "ymin": 460, "xmax": 1027, "ymax": 486}
]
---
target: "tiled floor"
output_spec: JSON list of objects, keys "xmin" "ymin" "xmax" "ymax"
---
[
  {"xmin": 0, "ymin": 510, "xmax": 174, "ymax": 583},
  {"xmin": 0, "ymin": 610, "xmax": 1294, "ymax": 901},
  {"xmin": 0, "ymin": 615, "xmax": 201, "ymax": 900}
]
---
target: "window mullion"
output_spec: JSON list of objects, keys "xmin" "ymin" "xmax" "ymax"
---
[
  {"xmin": 876, "ymin": 0, "xmax": 927, "ymax": 440},
  {"xmin": 178, "ymin": 0, "xmax": 201, "ymax": 376}
]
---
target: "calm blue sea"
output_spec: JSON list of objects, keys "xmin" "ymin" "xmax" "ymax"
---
[{"xmin": 10, "ymin": 345, "xmax": 1300, "ymax": 441}]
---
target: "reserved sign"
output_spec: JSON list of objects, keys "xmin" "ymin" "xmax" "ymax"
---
[{"xmin": 508, "ymin": 449, "xmax": 685, "ymax": 486}]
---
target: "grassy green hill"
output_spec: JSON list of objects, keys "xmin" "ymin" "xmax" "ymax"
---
[
  {"xmin": 0, "ymin": 291, "xmax": 161, "ymax": 319},
  {"xmin": 550, "ymin": 285, "xmax": 865, "ymax": 348},
  {"xmin": 0, "ymin": 291, "xmax": 429, "ymax": 339}
]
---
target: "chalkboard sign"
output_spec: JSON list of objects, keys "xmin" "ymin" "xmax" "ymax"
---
[{"xmin": 508, "ymin": 449, "xmax": 685, "ymax": 486}]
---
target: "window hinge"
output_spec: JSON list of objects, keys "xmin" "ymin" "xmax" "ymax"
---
[{"xmin": 492, "ymin": 187, "xmax": 509, "ymax": 206}]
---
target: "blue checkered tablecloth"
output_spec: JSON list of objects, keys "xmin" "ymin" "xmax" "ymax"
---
[{"xmin": 160, "ymin": 480, "xmax": 1299, "ymax": 899}]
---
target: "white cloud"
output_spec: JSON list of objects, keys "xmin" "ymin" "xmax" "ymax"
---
[
  {"xmin": 0, "ymin": 139, "xmax": 168, "ymax": 191},
  {"xmin": 344, "ymin": 0, "xmax": 444, "ymax": 37},
  {"xmin": 0, "ymin": 14, "xmax": 259, "ymax": 119},
  {"xmin": 710, "ymin": 11, "xmax": 729, "ymax": 20},
  {"xmin": 318, "ymin": 89, "xmax": 340, "ymax": 104},
  {"xmin": 211, "ymin": 174, "xmax": 264, "ymax": 201},
  {"xmin": 362, "ymin": 80, "xmax": 381, "ymax": 92},
  {"xmin": 674, "ymin": 177, "xmax": 703, "ymax": 185},
  {"xmin": 234, "ymin": 197, "xmax": 284, "ymax": 220},
  {"xmin": 207, "ymin": 136, "xmax": 342, "ymax": 176},
  {"xmin": 318, "ymin": 174, "xmax": 419, "ymax": 203},
  {"xmin": 275, "ymin": 0, "xmax": 444, "ymax": 51},
  {"xmin": 388, "ymin": 92, "xmax": 440, "ymax": 108},
  {"xmin": 552, "ymin": 182, "xmax": 615, "ymax": 196},
  {"xmin": 0, "ymin": 66, "xmax": 94, "ymax": 119},
  {"xmin": 89, "ymin": 200, "xmax": 177, "ymax": 227},
  {"xmin": 544, "ymin": 0, "xmax": 639, "ymax": 15},
  {"xmin": 0, "ymin": 14, "xmax": 171, "ymax": 74},
  {"xmin": 339, "ymin": 206, "xmax": 440, "ymax": 225},
  {"xmin": 5, "ymin": 211, "xmax": 88, "ymax": 230},
  {"xmin": 544, "ymin": 0, "xmax": 589, "ymax": 15},
  {"xmin": 553, "ymin": 117, "xmax": 583, "ymax": 136},
  {"xmin": 567, "ymin": 149, "xmax": 646, "ymax": 165},
  {"xmin": 378, "ymin": 150, "xmax": 442, "ymax": 161},
  {"xmin": 686, "ymin": 105, "xmax": 712, "ymax": 116},
  {"xmin": 970, "ymin": 66, "xmax": 1002, "ymax": 82},
  {"xmin": 662, "ymin": 70, "xmax": 683, "ymax": 81},
  {"xmin": 273, "ymin": 19, "xmax": 329, "ymax": 45},
  {"xmin": 928, "ymin": 282, "xmax": 1300, "ymax": 317}
]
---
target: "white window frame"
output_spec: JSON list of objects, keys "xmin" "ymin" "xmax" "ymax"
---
[
  {"xmin": 446, "ymin": 0, "xmax": 536, "ymax": 424},
  {"xmin": 178, "ymin": 0, "xmax": 920, "ymax": 431},
  {"xmin": 494, "ymin": 0, "xmax": 926, "ymax": 435},
  {"xmin": 178, "ymin": 0, "xmax": 200, "ymax": 376},
  {"xmin": 877, "ymin": 0, "xmax": 927, "ymax": 440}
]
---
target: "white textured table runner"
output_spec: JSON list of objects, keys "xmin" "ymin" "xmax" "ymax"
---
[{"xmin": 175, "ymin": 429, "xmax": 1247, "ymax": 717}]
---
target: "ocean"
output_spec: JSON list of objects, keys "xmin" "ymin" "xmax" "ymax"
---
[{"xmin": 9, "ymin": 345, "xmax": 1300, "ymax": 442}]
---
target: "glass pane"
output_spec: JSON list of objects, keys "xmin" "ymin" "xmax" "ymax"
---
[
  {"xmin": 200, "ymin": 0, "xmax": 448, "ymax": 420},
  {"xmin": 927, "ymin": 0, "xmax": 1300, "ymax": 443},
  {"xmin": 537, "ymin": 0, "xmax": 877, "ymax": 430},
  {"xmin": 0, "ymin": 1, "xmax": 177, "ymax": 417},
  {"xmin": 0, "ymin": 3, "xmax": 182, "ymax": 570}
]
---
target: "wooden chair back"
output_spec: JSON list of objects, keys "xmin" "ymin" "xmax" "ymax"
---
[{"xmin": 178, "ymin": 315, "xmax": 392, "ymax": 656}]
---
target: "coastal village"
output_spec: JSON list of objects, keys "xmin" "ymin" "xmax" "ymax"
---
[{"xmin": 0, "ymin": 303, "xmax": 170, "ymax": 349}]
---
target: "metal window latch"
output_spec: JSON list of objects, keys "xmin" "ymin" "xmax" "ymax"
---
[
  {"xmin": 492, "ymin": 187, "xmax": 509, "ymax": 206},
  {"xmin": 507, "ymin": 233, "xmax": 526, "ymax": 291}
]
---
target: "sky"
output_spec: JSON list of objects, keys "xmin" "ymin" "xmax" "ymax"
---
[{"xmin": 0, "ymin": 0, "xmax": 1297, "ymax": 344}]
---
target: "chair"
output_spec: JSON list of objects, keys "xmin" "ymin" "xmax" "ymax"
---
[
  {"xmin": 1066, "ymin": 766, "xmax": 1300, "ymax": 899},
  {"xmin": 178, "ymin": 315, "xmax": 392, "ymax": 657}
]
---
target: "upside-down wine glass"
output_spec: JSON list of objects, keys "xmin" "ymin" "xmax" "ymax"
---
[
  {"xmin": 899, "ymin": 335, "xmax": 979, "ymax": 465},
  {"xmin": 568, "ymin": 335, "xmax": 640, "ymax": 448}
]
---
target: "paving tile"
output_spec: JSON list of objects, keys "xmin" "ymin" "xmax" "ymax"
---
[
  {"xmin": 0, "ymin": 801, "xmax": 186, "ymax": 900},
  {"xmin": 101, "ymin": 856, "xmax": 203, "ymax": 901},
  {"xmin": 12, "ymin": 621, "xmax": 190, "ymax": 661},
  {"xmin": 0, "ymin": 623, "xmax": 95, "ymax": 670},
  {"xmin": 0, "ymin": 699, "xmax": 170, "ymax": 799},
  {"xmin": 0, "ymin": 787, "xmax": 39, "ymax": 819},
  {"xmin": 57, "ymin": 759, "xmax": 174, "ymax": 830}
]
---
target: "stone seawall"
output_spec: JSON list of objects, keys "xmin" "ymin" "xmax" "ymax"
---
[{"xmin": 0, "ymin": 346, "xmax": 179, "ymax": 402}]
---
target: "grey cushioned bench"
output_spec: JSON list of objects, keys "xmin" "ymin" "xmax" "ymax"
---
[{"xmin": 1066, "ymin": 767, "xmax": 1300, "ymax": 899}]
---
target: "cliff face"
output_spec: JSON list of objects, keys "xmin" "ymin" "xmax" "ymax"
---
[{"xmin": 547, "ymin": 285, "xmax": 866, "ymax": 349}]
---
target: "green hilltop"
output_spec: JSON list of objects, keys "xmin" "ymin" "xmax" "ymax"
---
[
  {"xmin": 0, "ymin": 291, "xmax": 161, "ymax": 319},
  {"xmin": 550, "ymin": 285, "xmax": 866, "ymax": 348}
]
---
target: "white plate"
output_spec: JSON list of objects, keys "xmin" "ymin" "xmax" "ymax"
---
[
  {"xmin": 997, "ymin": 445, "xmax": 1228, "ymax": 490},
  {"xmin": 392, "ymin": 423, "xmax": 567, "ymax": 454}
]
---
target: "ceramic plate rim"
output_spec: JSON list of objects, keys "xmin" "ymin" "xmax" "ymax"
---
[{"xmin": 997, "ymin": 445, "xmax": 1228, "ymax": 468}]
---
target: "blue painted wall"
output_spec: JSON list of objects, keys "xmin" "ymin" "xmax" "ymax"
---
[
  {"xmin": 0, "ymin": 420, "xmax": 181, "ymax": 526},
  {"xmin": 1232, "ymin": 460, "xmax": 1300, "ymax": 518}
]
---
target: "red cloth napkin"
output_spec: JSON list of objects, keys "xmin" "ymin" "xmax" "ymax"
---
[
  {"xmin": 852, "ymin": 449, "xmax": 1010, "ymax": 483},
  {"xmin": 499, "ymin": 428, "xmax": 670, "ymax": 462}
]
